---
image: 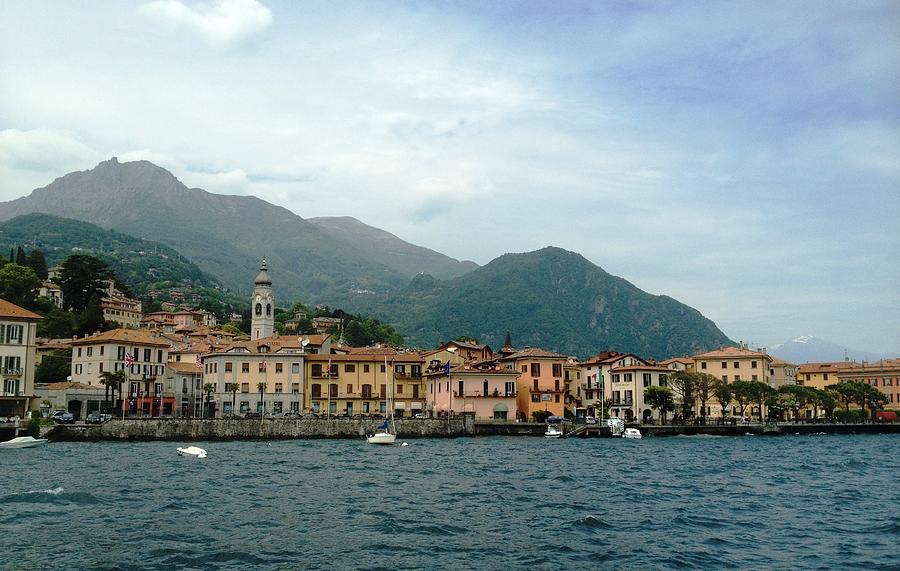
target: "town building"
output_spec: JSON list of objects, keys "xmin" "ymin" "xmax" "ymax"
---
[
  {"xmin": 38, "ymin": 281, "xmax": 63, "ymax": 308},
  {"xmin": 425, "ymin": 360, "xmax": 519, "ymax": 420},
  {"xmin": 768, "ymin": 357, "xmax": 798, "ymax": 388},
  {"xmin": 607, "ymin": 364, "xmax": 671, "ymax": 422},
  {"xmin": 659, "ymin": 357, "xmax": 694, "ymax": 373},
  {"xmin": 435, "ymin": 340, "xmax": 494, "ymax": 362},
  {"xmin": 0, "ymin": 299, "xmax": 42, "ymax": 418},
  {"xmin": 577, "ymin": 351, "xmax": 649, "ymax": 418},
  {"xmin": 305, "ymin": 347, "xmax": 425, "ymax": 417},
  {"xmin": 836, "ymin": 359, "xmax": 900, "ymax": 411},
  {"xmin": 796, "ymin": 361, "xmax": 860, "ymax": 390},
  {"xmin": 311, "ymin": 316, "xmax": 341, "ymax": 335},
  {"xmin": 33, "ymin": 381, "xmax": 106, "ymax": 420},
  {"xmin": 692, "ymin": 346, "xmax": 772, "ymax": 384},
  {"xmin": 69, "ymin": 329, "xmax": 172, "ymax": 415},
  {"xmin": 101, "ymin": 295, "xmax": 143, "ymax": 328},
  {"xmin": 165, "ymin": 362, "xmax": 204, "ymax": 417},
  {"xmin": 203, "ymin": 335, "xmax": 332, "ymax": 417},
  {"xmin": 497, "ymin": 348, "xmax": 569, "ymax": 421}
]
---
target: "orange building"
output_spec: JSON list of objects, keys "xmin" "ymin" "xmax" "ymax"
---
[
  {"xmin": 498, "ymin": 348, "xmax": 568, "ymax": 421},
  {"xmin": 836, "ymin": 359, "xmax": 900, "ymax": 411}
]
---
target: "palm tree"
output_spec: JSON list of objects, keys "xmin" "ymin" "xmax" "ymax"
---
[
  {"xmin": 257, "ymin": 382, "xmax": 266, "ymax": 416},
  {"xmin": 99, "ymin": 370, "xmax": 127, "ymax": 414},
  {"xmin": 203, "ymin": 382, "xmax": 215, "ymax": 418},
  {"xmin": 230, "ymin": 381, "xmax": 240, "ymax": 417}
]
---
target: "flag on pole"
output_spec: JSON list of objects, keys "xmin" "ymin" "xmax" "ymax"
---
[
  {"xmin": 443, "ymin": 361, "xmax": 451, "ymax": 376},
  {"xmin": 195, "ymin": 354, "xmax": 202, "ymax": 369},
  {"xmin": 125, "ymin": 353, "xmax": 135, "ymax": 367}
]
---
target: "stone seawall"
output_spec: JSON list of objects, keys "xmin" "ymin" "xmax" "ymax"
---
[{"xmin": 45, "ymin": 417, "xmax": 474, "ymax": 441}]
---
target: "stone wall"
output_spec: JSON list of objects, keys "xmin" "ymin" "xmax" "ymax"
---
[{"xmin": 45, "ymin": 416, "xmax": 474, "ymax": 441}]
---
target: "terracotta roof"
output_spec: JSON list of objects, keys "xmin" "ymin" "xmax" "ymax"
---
[
  {"xmin": 0, "ymin": 298, "xmax": 42, "ymax": 320},
  {"xmin": 305, "ymin": 352, "xmax": 423, "ymax": 363},
  {"xmin": 71, "ymin": 328, "xmax": 170, "ymax": 347},
  {"xmin": 659, "ymin": 357, "xmax": 693, "ymax": 365},
  {"xmin": 769, "ymin": 357, "xmax": 797, "ymax": 366},
  {"xmin": 167, "ymin": 362, "xmax": 204, "ymax": 374},
  {"xmin": 219, "ymin": 334, "xmax": 331, "ymax": 354},
  {"xmin": 837, "ymin": 359, "xmax": 900, "ymax": 375},
  {"xmin": 692, "ymin": 346, "xmax": 770, "ymax": 359},
  {"xmin": 797, "ymin": 361, "xmax": 861, "ymax": 374},
  {"xmin": 609, "ymin": 365, "xmax": 671, "ymax": 373},
  {"xmin": 36, "ymin": 381, "xmax": 97, "ymax": 390},
  {"xmin": 501, "ymin": 348, "xmax": 570, "ymax": 360}
]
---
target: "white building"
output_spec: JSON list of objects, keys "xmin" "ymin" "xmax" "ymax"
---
[{"xmin": 0, "ymin": 299, "xmax": 41, "ymax": 418}]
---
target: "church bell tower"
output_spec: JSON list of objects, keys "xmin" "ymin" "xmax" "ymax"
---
[{"xmin": 251, "ymin": 259, "xmax": 275, "ymax": 340}]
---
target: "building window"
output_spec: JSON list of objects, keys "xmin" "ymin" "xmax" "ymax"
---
[
  {"xmin": 721, "ymin": 361, "xmax": 727, "ymax": 369},
  {"xmin": 643, "ymin": 373, "xmax": 652, "ymax": 387},
  {"xmin": 363, "ymin": 364, "xmax": 370, "ymax": 373},
  {"xmin": 552, "ymin": 364, "xmax": 562, "ymax": 377},
  {"xmin": 258, "ymin": 362, "xmax": 266, "ymax": 373},
  {"xmin": 345, "ymin": 364, "xmax": 355, "ymax": 373},
  {"xmin": 225, "ymin": 362, "xmax": 233, "ymax": 372},
  {"xmin": 311, "ymin": 384, "xmax": 321, "ymax": 398},
  {"xmin": 530, "ymin": 363, "xmax": 541, "ymax": 376},
  {"xmin": 521, "ymin": 365, "xmax": 527, "ymax": 373},
  {"xmin": 275, "ymin": 363, "xmax": 283, "ymax": 373},
  {"xmin": 823, "ymin": 373, "xmax": 829, "ymax": 380},
  {"xmin": 752, "ymin": 375, "xmax": 758, "ymax": 381},
  {"xmin": 242, "ymin": 363, "xmax": 249, "ymax": 373},
  {"xmin": 701, "ymin": 362, "xmax": 707, "ymax": 370},
  {"xmin": 275, "ymin": 383, "xmax": 283, "ymax": 393},
  {"xmin": 87, "ymin": 347, "xmax": 92, "ymax": 357},
  {"xmin": 292, "ymin": 363, "xmax": 300, "ymax": 374},
  {"xmin": 241, "ymin": 382, "xmax": 249, "ymax": 393},
  {"xmin": 624, "ymin": 373, "xmax": 633, "ymax": 383},
  {"xmin": 751, "ymin": 361, "xmax": 758, "ymax": 369},
  {"xmin": 722, "ymin": 375, "xmax": 728, "ymax": 382},
  {"xmin": 292, "ymin": 383, "xmax": 300, "ymax": 393},
  {"xmin": 735, "ymin": 375, "xmax": 741, "ymax": 381},
  {"xmin": 75, "ymin": 364, "xmax": 82, "ymax": 375}
]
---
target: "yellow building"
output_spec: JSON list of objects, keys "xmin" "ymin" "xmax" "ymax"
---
[
  {"xmin": 796, "ymin": 361, "xmax": 860, "ymax": 390},
  {"xmin": 498, "ymin": 348, "xmax": 569, "ymax": 421},
  {"xmin": 305, "ymin": 348, "xmax": 425, "ymax": 418},
  {"xmin": 692, "ymin": 346, "xmax": 772, "ymax": 384},
  {"xmin": 836, "ymin": 360, "xmax": 900, "ymax": 412}
]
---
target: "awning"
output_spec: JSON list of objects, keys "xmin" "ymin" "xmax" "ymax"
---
[
  {"xmin": 493, "ymin": 403, "xmax": 508, "ymax": 412},
  {"xmin": 394, "ymin": 402, "xmax": 406, "ymax": 409},
  {"xmin": 411, "ymin": 402, "xmax": 423, "ymax": 409}
]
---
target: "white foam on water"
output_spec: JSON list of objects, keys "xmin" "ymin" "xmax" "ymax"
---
[{"xmin": 26, "ymin": 486, "xmax": 64, "ymax": 495}]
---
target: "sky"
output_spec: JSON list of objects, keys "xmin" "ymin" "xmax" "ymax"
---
[{"xmin": 0, "ymin": 0, "xmax": 898, "ymax": 352}]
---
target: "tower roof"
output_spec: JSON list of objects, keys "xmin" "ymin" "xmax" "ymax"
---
[{"xmin": 255, "ymin": 259, "xmax": 272, "ymax": 285}]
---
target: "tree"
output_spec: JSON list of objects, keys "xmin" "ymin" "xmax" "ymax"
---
[
  {"xmin": 0, "ymin": 263, "xmax": 41, "ymax": 308},
  {"xmin": 693, "ymin": 373, "xmax": 717, "ymax": 425},
  {"xmin": 731, "ymin": 380, "xmax": 755, "ymax": 420},
  {"xmin": 644, "ymin": 386, "xmax": 675, "ymax": 425},
  {"xmin": 15, "ymin": 246, "xmax": 26, "ymax": 265},
  {"xmin": 74, "ymin": 294, "xmax": 112, "ymax": 337},
  {"xmin": 828, "ymin": 381, "xmax": 859, "ymax": 413},
  {"xmin": 859, "ymin": 383, "xmax": 888, "ymax": 419},
  {"xmin": 668, "ymin": 371, "xmax": 696, "ymax": 421},
  {"xmin": 257, "ymin": 381, "xmax": 266, "ymax": 415},
  {"xmin": 58, "ymin": 254, "xmax": 112, "ymax": 311},
  {"xmin": 35, "ymin": 350, "xmax": 72, "ymax": 384},
  {"xmin": 204, "ymin": 383, "xmax": 215, "ymax": 418},
  {"xmin": 816, "ymin": 388, "xmax": 838, "ymax": 421},
  {"xmin": 713, "ymin": 379, "xmax": 733, "ymax": 420},
  {"xmin": 748, "ymin": 381, "xmax": 775, "ymax": 422},
  {"xmin": 100, "ymin": 370, "xmax": 127, "ymax": 411},
  {"xmin": 26, "ymin": 249, "xmax": 49, "ymax": 280},
  {"xmin": 230, "ymin": 380, "xmax": 239, "ymax": 417}
]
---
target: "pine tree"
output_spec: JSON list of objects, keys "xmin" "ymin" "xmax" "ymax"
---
[
  {"xmin": 26, "ymin": 249, "xmax": 49, "ymax": 280},
  {"xmin": 15, "ymin": 246, "xmax": 26, "ymax": 265}
]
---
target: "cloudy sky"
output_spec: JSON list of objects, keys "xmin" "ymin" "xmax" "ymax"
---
[{"xmin": 1, "ymin": 0, "xmax": 898, "ymax": 352}]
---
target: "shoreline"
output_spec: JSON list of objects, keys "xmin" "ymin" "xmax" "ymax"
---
[{"xmin": 31, "ymin": 418, "xmax": 900, "ymax": 441}]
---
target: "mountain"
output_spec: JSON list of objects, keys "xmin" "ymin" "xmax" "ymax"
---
[
  {"xmin": 770, "ymin": 335, "xmax": 899, "ymax": 364},
  {"xmin": 0, "ymin": 213, "xmax": 245, "ymax": 313},
  {"xmin": 307, "ymin": 216, "xmax": 477, "ymax": 280},
  {"xmin": 0, "ymin": 158, "xmax": 455, "ymax": 302},
  {"xmin": 360, "ymin": 246, "xmax": 733, "ymax": 359}
]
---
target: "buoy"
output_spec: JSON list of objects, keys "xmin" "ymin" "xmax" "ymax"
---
[{"xmin": 401, "ymin": 442, "xmax": 409, "ymax": 447}]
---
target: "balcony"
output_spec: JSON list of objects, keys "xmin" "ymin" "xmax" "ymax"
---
[
  {"xmin": 453, "ymin": 391, "xmax": 516, "ymax": 398},
  {"xmin": 311, "ymin": 372, "xmax": 338, "ymax": 379},
  {"xmin": 1, "ymin": 368, "xmax": 22, "ymax": 377}
]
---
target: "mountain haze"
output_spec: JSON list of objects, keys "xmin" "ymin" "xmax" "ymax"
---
[
  {"xmin": 364, "ymin": 247, "xmax": 733, "ymax": 359},
  {"xmin": 770, "ymin": 335, "xmax": 899, "ymax": 364},
  {"xmin": 1, "ymin": 159, "xmax": 734, "ymax": 358},
  {"xmin": 0, "ymin": 158, "xmax": 472, "ymax": 301},
  {"xmin": 307, "ymin": 216, "xmax": 478, "ymax": 279}
]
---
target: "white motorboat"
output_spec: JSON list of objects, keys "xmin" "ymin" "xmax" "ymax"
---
[
  {"xmin": 623, "ymin": 428, "xmax": 642, "ymax": 439},
  {"xmin": 0, "ymin": 436, "xmax": 48, "ymax": 449},
  {"xmin": 544, "ymin": 424, "xmax": 563, "ymax": 438},
  {"xmin": 176, "ymin": 446, "xmax": 208, "ymax": 458}
]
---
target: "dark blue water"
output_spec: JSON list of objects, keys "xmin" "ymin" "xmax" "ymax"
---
[{"xmin": 2, "ymin": 434, "xmax": 898, "ymax": 570}]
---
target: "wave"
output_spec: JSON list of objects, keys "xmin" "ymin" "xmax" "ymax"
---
[{"xmin": 3, "ymin": 487, "xmax": 101, "ymax": 506}]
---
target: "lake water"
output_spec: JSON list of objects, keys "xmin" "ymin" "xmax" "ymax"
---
[{"xmin": 2, "ymin": 434, "xmax": 898, "ymax": 570}]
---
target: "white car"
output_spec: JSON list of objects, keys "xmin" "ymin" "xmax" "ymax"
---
[
  {"xmin": 414, "ymin": 413, "xmax": 427, "ymax": 419},
  {"xmin": 585, "ymin": 416, "xmax": 598, "ymax": 425}
]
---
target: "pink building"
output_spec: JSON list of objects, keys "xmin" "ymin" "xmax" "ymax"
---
[{"xmin": 425, "ymin": 361, "xmax": 519, "ymax": 420}]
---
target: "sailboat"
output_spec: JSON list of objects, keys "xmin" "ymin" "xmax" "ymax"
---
[{"xmin": 367, "ymin": 356, "xmax": 397, "ymax": 445}]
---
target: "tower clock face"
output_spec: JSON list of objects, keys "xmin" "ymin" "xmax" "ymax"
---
[{"xmin": 256, "ymin": 295, "xmax": 261, "ymax": 301}]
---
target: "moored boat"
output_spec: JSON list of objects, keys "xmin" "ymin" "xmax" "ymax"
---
[
  {"xmin": 0, "ymin": 436, "xmax": 48, "ymax": 449},
  {"xmin": 544, "ymin": 424, "xmax": 563, "ymax": 438},
  {"xmin": 176, "ymin": 446, "xmax": 208, "ymax": 458},
  {"xmin": 623, "ymin": 428, "xmax": 642, "ymax": 439}
]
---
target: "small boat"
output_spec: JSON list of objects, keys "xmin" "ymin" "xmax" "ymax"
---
[
  {"xmin": 623, "ymin": 428, "xmax": 642, "ymax": 439},
  {"xmin": 367, "ymin": 418, "xmax": 396, "ymax": 445},
  {"xmin": 176, "ymin": 446, "xmax": 208, "ymax": 458},
  {"xmin": 0, "ymin": 436, "xmax": 48, "ymax": 449},
  {"xmin": 544, "ymin": 424, "xmax": 563, "ymax": 438}
]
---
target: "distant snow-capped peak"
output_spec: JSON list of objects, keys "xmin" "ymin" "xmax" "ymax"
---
[{"xmin": 791, "ymin": 335, "xmax": 815, "ymax": 344}]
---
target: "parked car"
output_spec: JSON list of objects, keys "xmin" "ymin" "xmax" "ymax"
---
[
  {"xmin": 85, "ymin": 412, "xmax": 104, "ymax": 424},
  {"xmin": 244, "ymin": 412, "xmax": 261, "ymax": 419},
  {"xmin": 282, "ymin": 411, "xmax": 300, "ymax": 418},
  {"xmin": 414, "ymin": 413, "xmax": 427, "ymax": 419},
  {"xmin": 585, "ymin": 416, "xmax": 598, "ymax": 425},
  {"xmin": 53, "ymin": 412, "xmax": 75, "ymax": 424}
]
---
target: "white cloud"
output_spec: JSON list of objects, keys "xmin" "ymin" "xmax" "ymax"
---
[
  {"xmin": 140, "ymin": 0, "xmax": 272, "ymax": 47},
  {"xmin": 0, "ymin": 129, "xmax": 103, "ymax": 173}
]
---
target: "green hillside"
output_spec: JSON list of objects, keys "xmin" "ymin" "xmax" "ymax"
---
[
  {"xmin": 0, "ymin": 213, "xmax": 245, "ymax": 316},
  {"xmin": 358, "ymin": 247, "xmax": 733, "ymax": 360}
]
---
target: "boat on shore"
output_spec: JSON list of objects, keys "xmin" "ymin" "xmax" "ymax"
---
[
  {"xmin": 0, "ymin": 436, "xmax": 48, "ymax": 449},
  {"xmin": 623, "ymin": 428, "xmax": 642, "ymax": 439}
]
